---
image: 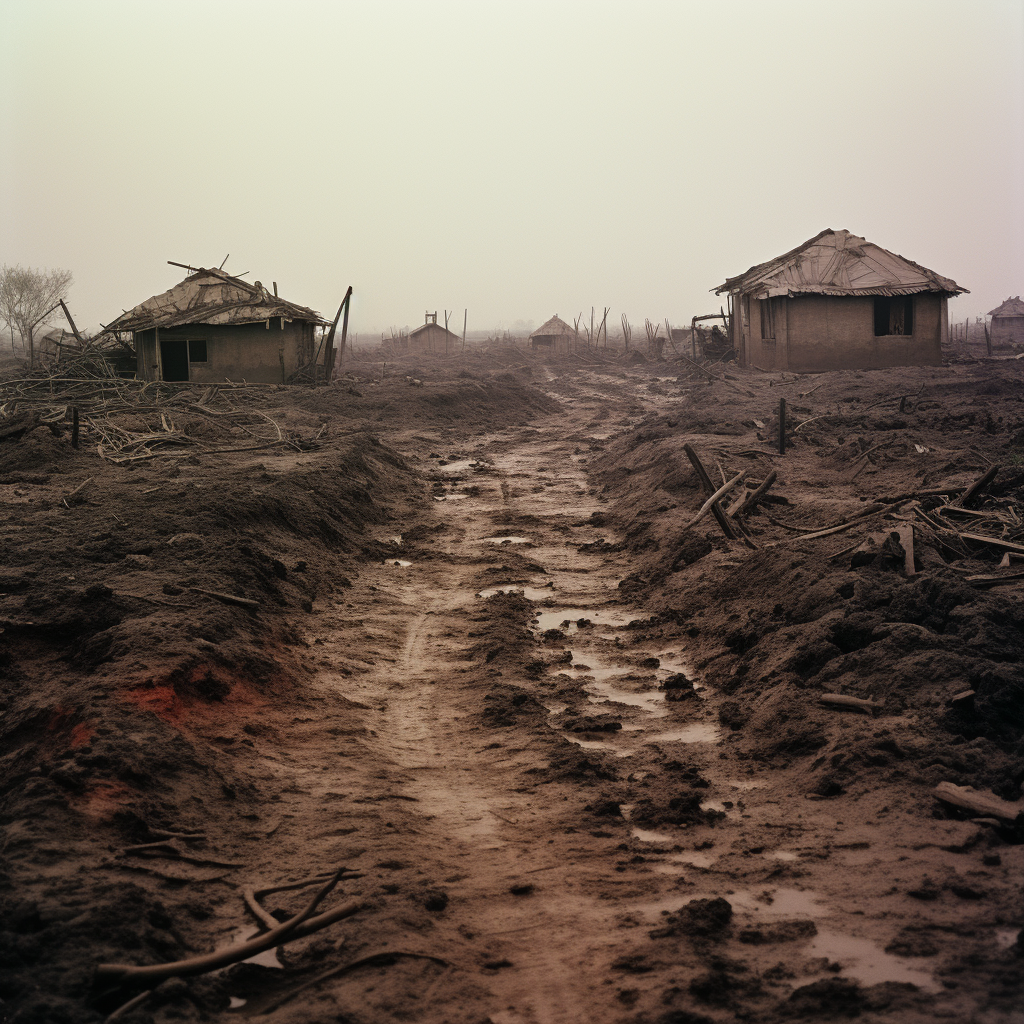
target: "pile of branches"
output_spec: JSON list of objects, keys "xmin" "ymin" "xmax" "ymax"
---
[{"xmin": 0, "ymin": 367, "xmax": 326, "ymax": 463}]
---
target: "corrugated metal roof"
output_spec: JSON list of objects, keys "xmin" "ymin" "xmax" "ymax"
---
[
  {"xmin": 106, "ymin": 267, "xmax": 330, "ymax": 332},
  {"xmin": 714, "ymin": 229, "xmax": 967, "ymax": 299},
  {"xmin": 988, "ymin": 296, "xmax": 1024, "ymax": 317},
  {"xmin": 530, "ymin": 315, "xmax": 576, "ymax": 338}
]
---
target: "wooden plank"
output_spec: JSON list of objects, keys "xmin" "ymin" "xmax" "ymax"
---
[{"xmin": 933, "ymin": 781, "xmax": 1023, "ymax": 823}]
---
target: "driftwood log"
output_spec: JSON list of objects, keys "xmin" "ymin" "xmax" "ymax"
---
[
  {"xmin": 819, "ymin": 694, "xmax": 881, "ymax": 714},
  {"xmin": 933, "ymin": 782, "xmax": 1023, "ymax": 824},
  {"xmin": 96, "ymin": 870, "xmax": 361, "ymax": 988}
]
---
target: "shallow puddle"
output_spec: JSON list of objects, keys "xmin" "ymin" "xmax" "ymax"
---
[
  {"xmin": 648, "ymin": 723, "xmax": 720, "ymax": 745},
  {"xmin": 534, "ymin": 607, "xmax": 634, "ymax": 632},
  {"xmin": 228, "ymin": 997, "xmax": 247, "ymax": 1009},
  {"xmin": 804, "ymin": 928, "xmax": 941, "ymax": 993},
  {"xmin": 650, "ymin": 851, "xmax": 718, "ymax": 871},
  {"xmin": 766, "ymin": 850, "xmax": 800, "ymax": 862},
  {"xmin": 478, "ymin": 585, "xmax": 554, "ymax": 600},
  {"xmin": 729, "ymin": 887, "xmax": 827, "ymax": 918},
  {"xmin": 632, "ymin": 827, "xmax": 677, "ymax": 844},
  {"xmin": 386, "ymin": 559, "xmax": 412, "ymax": 567}
]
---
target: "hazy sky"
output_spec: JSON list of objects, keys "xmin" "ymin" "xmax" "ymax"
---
[{"xmin": 2, "ymin": 0, "xmax": 1022, "ymax": 335}]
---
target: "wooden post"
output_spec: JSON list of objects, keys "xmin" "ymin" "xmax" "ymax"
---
[
  {"xmin": 60, "ymin": 300, "xmax": 85, "ymax": 345},
  {"xmin": 338, "ymin": 290, "xmax": 351, "ymax": 369},
  {"xmin": 71, "ymin": 407, "xmax": 79, "ymax": 449},
  {"xmin": 779, "ymin": 398, "xmax": 787, "ymax": 454},
  {"xmin": 323, "ymin": 286, "xmax": 352, "ymax": 383},
  {"xmin": 682, "ymin": 443, "xmax": 737, "ymax": 540},
  {"xmin": 985, "ymin": 322, "xmax": 992, "ymax": 357}
]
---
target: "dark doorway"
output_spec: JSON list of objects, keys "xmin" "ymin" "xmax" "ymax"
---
[{"xmin": 160, "ymin": 340, "xmax": 189, "ymax": 381}]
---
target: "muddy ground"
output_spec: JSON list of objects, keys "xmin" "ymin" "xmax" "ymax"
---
[{"xmin": 1, "ymin": 352, "xmax": 1022, "ymax": 1024}]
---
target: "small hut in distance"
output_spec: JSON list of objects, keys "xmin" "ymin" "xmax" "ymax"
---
[
  {"xmin": 408, "ymin": 313, "xmax": 460, "ymax": 354},
  {"xmin": 530, "ymin": 315, "xmax": 576, "ymax": 354},
  {"xmin": 988, "ymin": 296, "xmax": 1024, "ymax": 349}
]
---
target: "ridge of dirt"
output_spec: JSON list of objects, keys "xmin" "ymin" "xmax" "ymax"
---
[{"xmin": 1, "ymin": 362, "xmax": 1022, "ymax": 1024}]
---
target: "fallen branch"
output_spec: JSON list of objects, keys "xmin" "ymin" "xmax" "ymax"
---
[
  {"xmin": 684, "ymin": 470, "xmax": 748, "ymax": 531},
  {"xmin": 682, "ymin": 444, "xmax": 738, "ymax": 542},
  {"xmin": 819, "ymin": 694, "xmax": 881, "ymax": 714},
  {"xmin": 951, "ymin": 464, "xmax": 1000, "ymax": 508},
  {"xmin": 933, "ymin": 782, "xmax": 1023, "ymax": 824},
  {"xmin": 731, "ymin": 471, "xmax": 777, "ymax": 519},
  {"xmin": 96, "ymin": 870, "xmax": 359, "ymax": 988},
  {"xmin": 189, "ymin": 587, "xmax": 260, "ymax": 609}
]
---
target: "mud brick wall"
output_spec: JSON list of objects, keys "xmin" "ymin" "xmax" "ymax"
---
[{"xmin": 136, "ymin": 320, "xmax": 315, "ymax": 383}]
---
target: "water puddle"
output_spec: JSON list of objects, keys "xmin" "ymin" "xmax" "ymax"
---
[
  {"xmin": 534, "ymin": 607, "xmax": 634, "ymax": 632},
  {"xmin": 478, "ymin": 585, "xmax": 554, "ymax": 600},
  {"xmin": 766, "ymin": 850, "xmax": 800, "ymax": 862},
  {"xmin": 565, "ymin": 735, "xmax": 623, "ymax": 755},
  {"xmin": 386, "ymin": 559, "xmax": 412, "ymax": 567},
  {"xmin": 803, "ymin": 928, "xmax": 941, "ymax": 993},
  {"xmin": 648, "ymin": 724, "xmax": 721, "ymax": 745},
  {"xmin": 434, "ymin": 493, "xmax": 469, "ymax": 501},
  {"xmin": 728, "ymin": 887, "xmax": 827, "ymax": 919},
  {"xmin": 632, "ymin": 827, "xmax": 677, "ymax": 844},
  {"xmin": 228, "ymin": 997, "xmax": 247, "ymax": 1009},
  {"xmin": 482, "ymin": 535, "xmax": 531, "ymax": 545},
  {"xmin": 586, "ymin": 678, "xmax": 666, "ymax": 716}
]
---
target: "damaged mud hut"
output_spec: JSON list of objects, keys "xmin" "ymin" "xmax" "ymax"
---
[
  {"xmin": 408, "ymin": 314, "xmax": 461, "ymax": 354},
  {"xmin": 715, "ymin": 229, "xmax": 967, "ymax": 373},
  {"xmin": 106, "ymin": 265, "xmax": 330, "ymax": 384},
  {"xmin": 529, "ymin": 315, "xmax": 576, "ymax": 354},
  {"xmin": 988, "ymin": 296, "xmax": 1024, "ymax": 350}
]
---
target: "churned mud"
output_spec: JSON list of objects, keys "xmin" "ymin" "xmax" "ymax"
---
[{"xmin": 1, "ymin": 354, "xmax": 1022, "ymax": 1023}]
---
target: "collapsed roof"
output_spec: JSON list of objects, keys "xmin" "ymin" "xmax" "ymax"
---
[
  {"xmin": 530, "ymin": 315, "xmax": 576, "ymax": 338},
  {"xmin": 106, "ymin": 267, "xmax": 330, "ymax": 333},
  {"xmin": 988, "ymin": 296, "xmax": 1024, "ymax": 317},
  {"xmin": 714, "ymin": 229, "xmax": 967, "ymax": 300}
]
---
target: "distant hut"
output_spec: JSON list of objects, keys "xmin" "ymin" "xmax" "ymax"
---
[
  {"xmin": 107, "ymin": 266, "xmax": 329, "ymax": 384},
  {"xmin": 529, "ymin": 315, "xmax": 576, "ymax": 354},
  {"xmin": 408, "ymin": 314, "xmax": 460, "ymax": 354},
  {"xmin": 987, "ymin": 296, "xmax": 1024, "ymax": 349},
  {"xmin": 714, "ymin": 229, "xmax": 967, "ymax": 372}
]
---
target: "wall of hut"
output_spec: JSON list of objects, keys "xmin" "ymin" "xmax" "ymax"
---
[
  {"xmin": 733, "ymin": 293, "xmax": 945, "ymax": 372},
  {"xmin": 991, "ymin": 316, "xmax": 1024, "ymax": 349},
  {"xmin": 408, "ymin": 323, "xmax": 459, "ymax": 354},
  {"xmin": 135, "ymin": 320, "xmax": 315, "ymax": 383}
]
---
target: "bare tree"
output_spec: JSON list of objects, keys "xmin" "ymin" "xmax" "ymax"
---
[{"xmin": 0, "ymin": 265, "xmax": 73, "ymax": 364}]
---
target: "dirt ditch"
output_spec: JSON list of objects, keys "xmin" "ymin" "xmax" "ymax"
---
[{"xmin": 1, "ymin": 357, "xmax": 1022, "ymax": 1023}]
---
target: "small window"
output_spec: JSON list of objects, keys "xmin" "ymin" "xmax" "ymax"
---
[
  {"xmin": 873, "ymin": 297, "xmax": 914, "ymax": 337},
  {"xmin": 188, "ymin": 339, "xmax": 208, "ymax": 362}
]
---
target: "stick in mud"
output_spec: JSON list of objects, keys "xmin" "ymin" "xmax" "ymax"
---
[{"xmin": 682, "ymin": 443, "xmax": 737, "ymax": 541}]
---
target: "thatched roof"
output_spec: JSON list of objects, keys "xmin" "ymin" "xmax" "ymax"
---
[
  {"xmin": 715, "ymin": 229, "xmax": 967, "ymax": 299},
  {"xmin": 988, "ymin": 296, "xmax": 1024, "ymax": 317},
  {"xmin": 106, "ymin": 267, "xmax": 330, "ymax": 333},
  {"xmin": 530, "ymin": 315, "xmax": 576, "ymax": 338},
  {"xmin": 409, "ymin": 322, "xmax": 460, "ymax": 340}
]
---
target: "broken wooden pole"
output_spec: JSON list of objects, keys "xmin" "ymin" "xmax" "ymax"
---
[
  {"xmin": 954, "ymin": 464, "xmax": 999, "ymax": 508},
  {"xmin": 779, "ymin": 398, "xmax": 787, "ymax": 455},
  {"xmin": 894, "ymin": 523, "xmax": 916, "ymax": 575},
  {"xmin": 337, "ymin": 287, "xmax": 352, "ymax": 368},
  {"xmin": 685, "ymin": 470, "xmax": 748, "ymax": 531},
  {"xmin": 819, "ymin": 693, "xmax": 881, "ymax": 714},
  {"xmin": 732, "ymin": 470, "xmax": 777, "ymax": 519},
  {"xmin": 60, "ymin": 300, "xmax": 85, "ymax": 345},
  {"xmin": 323, "ymin": 286, "xmax": 352, "ymax": 384},
  {"xmin": 683, "ymin": 444, "xmax": 737, "ymax": 540},
  {"xmin": 933, "ymin": 781, "xmax": 1023, "ymax": 824}
]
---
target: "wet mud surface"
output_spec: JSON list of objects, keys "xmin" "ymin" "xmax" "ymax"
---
[{"xmin": 1, "ymin": 355, "xmax": 1022, "ymax": 1023}]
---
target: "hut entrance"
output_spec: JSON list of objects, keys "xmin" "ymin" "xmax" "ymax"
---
[{"xmin": 160, "ymin": 340, "xmax": 190, "ymax": 381}]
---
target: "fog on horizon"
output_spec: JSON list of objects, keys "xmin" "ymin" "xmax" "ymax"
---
[{"xmin": 2, "ymin": 0, "xmax": 1022, "ymax": 339}]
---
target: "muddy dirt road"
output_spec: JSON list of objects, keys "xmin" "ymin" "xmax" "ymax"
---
[{"xmin": 1, "ymin": 357, "xmax": 1022, "ymax": 1023}]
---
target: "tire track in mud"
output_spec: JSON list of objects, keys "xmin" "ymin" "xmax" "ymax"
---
[{"xmin": 315, "ymin": 414, "xmax": 715, "ymax": 1024}]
